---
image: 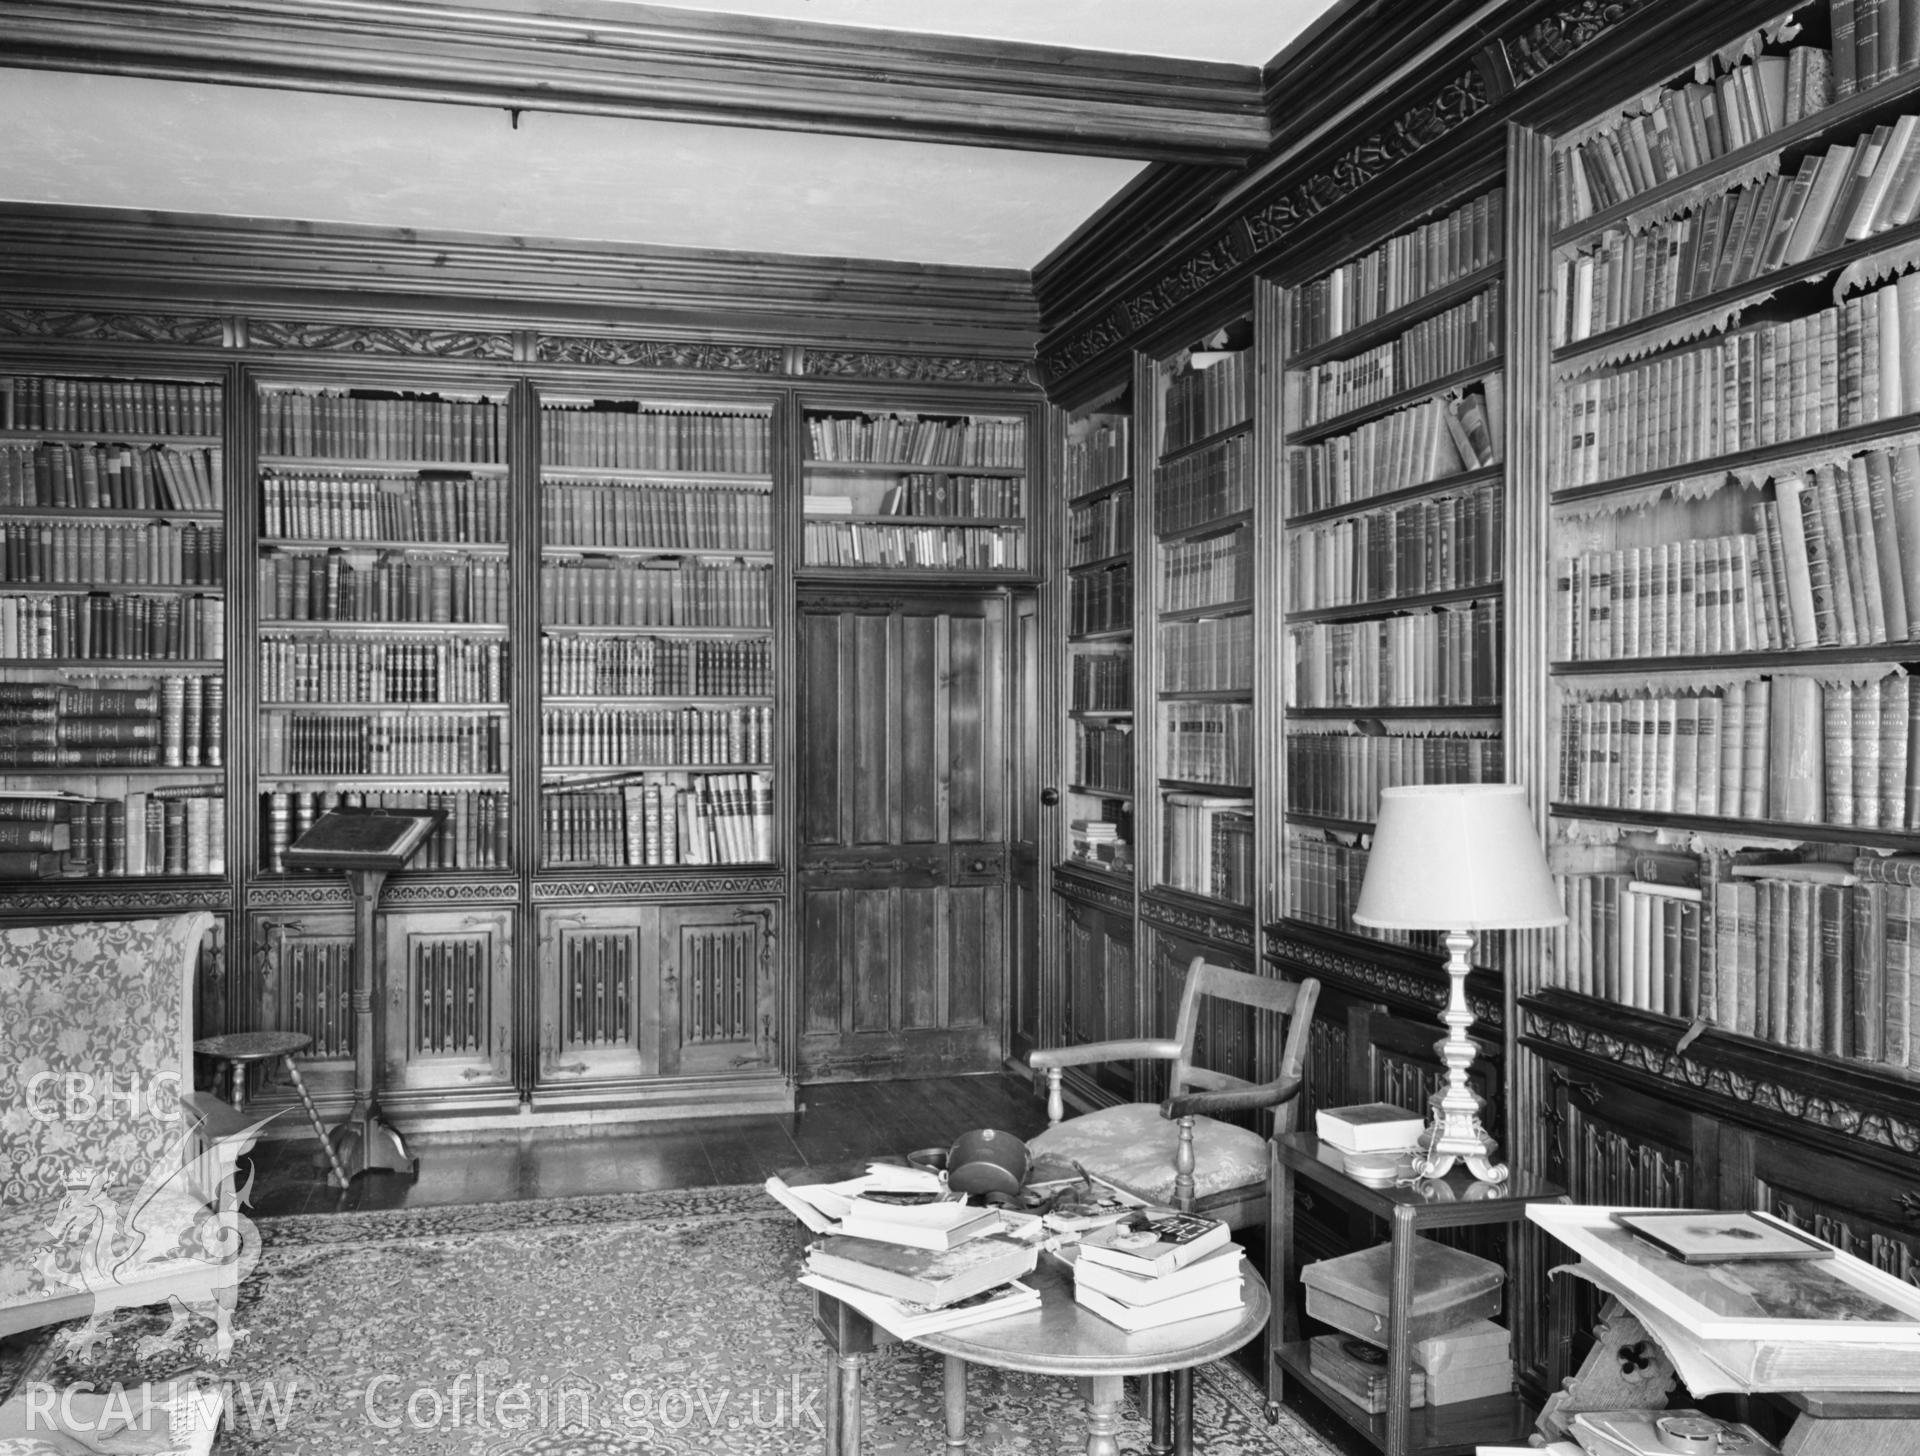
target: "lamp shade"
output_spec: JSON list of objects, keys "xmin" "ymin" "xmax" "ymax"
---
[{"xmin": 1352, "ymin": 784, "xmax": 1565, "ymax": 931}]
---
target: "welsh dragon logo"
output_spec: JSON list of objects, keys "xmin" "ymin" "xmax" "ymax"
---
[{"xmin": 36, "ymin": 1114, "xmax": 276, "ymax": 1363}]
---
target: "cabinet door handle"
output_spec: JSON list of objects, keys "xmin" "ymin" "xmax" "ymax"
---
[{"xmin": 1895, "ymin": 1192, "xmax": 1920, "ymax": 1220}]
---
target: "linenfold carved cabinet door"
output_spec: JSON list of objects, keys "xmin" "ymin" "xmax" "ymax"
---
[
  {"xmin": 534, "ymin": 900, "xmax": 781, "ymax": 1090},
  {"xmin": 797, "ymin": 591, "xmax": 1011, "ymax": 1080},
  {"xmin": 249, "ymin": 905, "xmax": 515, "ymax": 1109},
  {"xmin": 378, "ymin": 906, "xmax": 515, "ymax": 1095}
]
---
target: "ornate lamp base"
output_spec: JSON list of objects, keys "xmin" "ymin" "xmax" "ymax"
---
[{"xmin": 1415, "ymin": 928, "xmax": 1509, "ymax": 1186}]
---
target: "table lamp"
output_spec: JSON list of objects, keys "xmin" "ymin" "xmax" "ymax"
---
[{"xmin": 1352, "ymin": 784, "xmax": 1564, "ymax": 1184}]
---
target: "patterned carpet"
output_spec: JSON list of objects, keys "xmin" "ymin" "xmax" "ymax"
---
[{"xmin": 16, "ymin": 1185, "xmax": 1340, "ymax": 1455}]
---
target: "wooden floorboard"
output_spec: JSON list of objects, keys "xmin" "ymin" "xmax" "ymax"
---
[{"xmin": 242, "ymin": 1071, "xmax": 1047, "ymax": 1217}]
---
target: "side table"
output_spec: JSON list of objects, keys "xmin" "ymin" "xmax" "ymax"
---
[
  {"xmin": 1272, "ymin": 1131, "xmax": 1566, "ymax": 1456},
  {"xmin": 812, "ymin": 1255, "xmax": 1268, "ymax": 1456}
]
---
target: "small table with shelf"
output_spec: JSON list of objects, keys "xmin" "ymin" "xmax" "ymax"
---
[{"xmin": 1272, "ymin": 1131, "xmax": 1566, "ymax": 1456}]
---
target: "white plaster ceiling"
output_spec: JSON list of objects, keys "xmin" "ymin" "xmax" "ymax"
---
[{"xmin": 0, "ymin": 2, "xmax": 1343, "ymax": 271}]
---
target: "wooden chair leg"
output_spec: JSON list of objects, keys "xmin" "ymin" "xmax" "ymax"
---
[{"xmin": 1173, "ymin": 1115, "xmax": 1195, "ymax": 1211}]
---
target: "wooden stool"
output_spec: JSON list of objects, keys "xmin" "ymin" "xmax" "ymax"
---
[{"xmin": 193, "ymin": 1031, "xmax": 349, "ymax": 1189}]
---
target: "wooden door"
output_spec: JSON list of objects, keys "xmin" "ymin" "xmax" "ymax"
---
[{"xmin": 797, "ymin": 590, "xmax": 1010, "ymax": 1081}]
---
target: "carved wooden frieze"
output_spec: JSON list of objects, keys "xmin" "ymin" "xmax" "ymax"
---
[
  {"xmin": 0, "ymin": 307, "xmax": 225, "ymax": 347},
  {"xmin": 1141, "ymin": 897, "xmax": 1254, "ymax": 949},
  {"xmin": 800, "ymin": 349, "xmax": 1034, "ymax": 387},
  {"xmin": 1264, "ymin": 928, "xmax": 1501, "ymax": 1024},
  {"xmin": 1118, "ymin": 229, "xmax": 1249, "ymax": 336},
  {"xmin": 1054, "ymin": 872, "xmax": 1134, "ymax": 918},
  {"xmin": 246, "ymin": 319, "xmax": 513, "ymax": 359},
  {"xmin": 0, "ymin": 885, "xmax": 229, "ymax": 914},
  {"xmin": 1524, "ymin": 1006, "xmax": 1920, "ymax": 1157},
  {"xmin": 1041, "ymin": 0, "xmax": 1664, "ymax": 387},
  {"xmin": 534, "ymin": 874, "xmax": 785, "ymax": 900},
  {"xmin": 535, "ymin": 335, "xmax": 785, "ymax": 373},
  {"xmin": 249, "ymin": 879, "xmax": 516, "ymax": 908}
]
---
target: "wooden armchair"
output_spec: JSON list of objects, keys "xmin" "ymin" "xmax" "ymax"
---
[{"xmin": 1028, "ymin": 957, "xmax": 1320, "ymax": 1411}]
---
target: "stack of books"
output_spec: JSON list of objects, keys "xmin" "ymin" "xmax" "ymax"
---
[
  {"xmin": 1314, "ymin": 1102, "xmax": 1427, "ymax": 1186},
  {"xmin": 1071, "ymin": 1212, "xmax": 1242, "ymax": 1331},
  {"xmin": 800, "ymin": 1232, "xmax": 1040, "ymax": 1337}
]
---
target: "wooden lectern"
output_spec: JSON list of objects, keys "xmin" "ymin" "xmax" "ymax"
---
[{"xmin": 283, "ymin": 806, "xmax": 444, "ymax": 1181}]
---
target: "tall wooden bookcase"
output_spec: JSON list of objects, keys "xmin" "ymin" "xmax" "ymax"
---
[
  {"xmin": 0, "ymin": 329, "xmax": 1043, "ymax": 1125},
  {"xmin": 1034, "ymin": 0, "xmax": 1920, "ymax": 1420}
]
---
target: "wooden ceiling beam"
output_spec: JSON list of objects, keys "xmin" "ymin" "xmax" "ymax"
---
[{"xmin": 1, "ymin": 0, "xmax": 1271, "ymax": 164}]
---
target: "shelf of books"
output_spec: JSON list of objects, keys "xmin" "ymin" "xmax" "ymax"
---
[
  {"xmin": 1537, "ymin": 0, "xmax": 1920, "ymax": 1084},
  {"xmin": 1278, "ymin": 182, "xmax": 1512, "ymax": 973},
  {"xmin": 1063, "ymin": 397, "xmax": 1135, "ymax": 880},
  {"xmin": 255, "ymin": 380, "xmax": 512, "ymax": 875},
  {"xmin": 538, "ymin": 394, "xmax": 776, "ymax": 870},
  {"xmin": 0, "ymin": 369, "xmax": 227, "ymax": 880},
  {"xmin": 1149, "ymin": 323, "xmax": 1256, "ymax": 910},
  {"xmin": 800, "ymin": 408, "xmax": 1029, "ymax": 574}
]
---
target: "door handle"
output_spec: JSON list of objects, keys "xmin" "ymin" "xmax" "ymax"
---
[{"xmin": 1040, "ymin": 787, "xmax": 1060, "ymax": 807}]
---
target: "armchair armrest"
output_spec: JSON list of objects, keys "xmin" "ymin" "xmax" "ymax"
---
[
  {"xmin": 1029, "ymin": 1038, "xmax": 1183, "ymax": 1071},
  {"xmin": 1161, "ymin": 1073, "xmax": 1304, "ymax": 1121}
]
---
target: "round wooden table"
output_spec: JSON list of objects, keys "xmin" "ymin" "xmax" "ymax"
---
[{"xmin": 913, "ymin": 1256, "xmax": 1269, "ymax": 1456}]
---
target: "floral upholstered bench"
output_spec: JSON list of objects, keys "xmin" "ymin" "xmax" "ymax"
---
[{"xmin": 0, "ymin": 912, "xmax": 263, "ymax": 1360}]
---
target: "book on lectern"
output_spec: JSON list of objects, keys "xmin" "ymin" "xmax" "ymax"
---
[{"xmin": 283, "ymin": 806, "xmax": 445, "ymax": 871}]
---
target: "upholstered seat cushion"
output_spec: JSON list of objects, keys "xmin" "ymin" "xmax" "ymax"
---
[
  {"xmin": 0, "ymin": 1183, "xmax": 235, "ymax": 1314},
  {"xmin": 1027, "ymin": 1105, "xmax": 1268, "ymax": 1206}
]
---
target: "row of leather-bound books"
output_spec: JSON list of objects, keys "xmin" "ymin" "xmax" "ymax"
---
[
  {"xmin": 0, "ymin": 441, "xmax": 220, "ymax": 511},
  {"xmin": 263, "ymin": 469, "xmax": 508, "ymax": 544},
  {"xmin": 1557, "ymin": 673, "xmax": 1920, "ymax": 830},
  {"xmin": 1288, "ymin": 187, "xmax": 1506, "ymax": 353},
  {"xmin": 260, "ymin": 388, "xmax": 506, "ymax": 464},
  {"xmin": 0, "ymin": 375, "xmax": 221, "ymax": 437},
  {"xmin": 1549, "ymin": 851, "xmax": 1920, "ymax": 1075}
]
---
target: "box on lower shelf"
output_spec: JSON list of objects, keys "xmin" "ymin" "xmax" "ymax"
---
[{"xmin": 1300, "ymin": 1237, "xmax": 1504, "ymax": 1346}]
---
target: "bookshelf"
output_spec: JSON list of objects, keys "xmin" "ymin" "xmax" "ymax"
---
[
  {"xmin": 255, "ymin": 381, "xmax": 513, "ymax": 875},
  {"xmin": 538, "ymin": 394, "xmax": 776, "ymax": 870},
  {"xmin": 0, "ymin": 370, "xmax": 227, "ymax": 880},
  {"xmin": 800, "ymin": 408, "xmax": 1029, "ymax": 574},
  {"xmin": 1148, "ymin": 322, "xmax": 1256, "ymax": 909},
  {"xmin": 1063, "ymin": 397, "xmax": 1135, "ymax": 880},
  {"xmin": 1276, "ymin": 183, "xmax": 1512, "ymax": 972},
  {"xmin": 1536, "ymin": 0, "xmax": 1920, "ymax": 1084}
]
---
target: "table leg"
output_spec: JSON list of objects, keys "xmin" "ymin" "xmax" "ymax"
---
[
  {"xmin": 828, "ymin": 1351, "xmax": 862, "ymax": 1456},
  {"xmin": 942, "ymin": 1356, "xmax": 967, "ymax": 1451},
  {"xmin": 1085, "ymin": 1373, "xmax": 1124, "ymax": 1456},
  {"xmin": 1172, "ymin": 1367, "xmax": 1194, "ymax": 1456},
  {"xmin": 1386, "ymin": 1205, "xmax": 1416, "ymax": 1456},
  {"xmin": 1147, "ymin": 1372, "xmax": 1172, "ymax": 1456},
  {"xmin": 281, "ymin": 1055, "xmax": 351, "ymax": 1189}
]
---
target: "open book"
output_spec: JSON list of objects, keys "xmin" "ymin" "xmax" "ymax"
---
[{"xmin": 1530, "ymin": 1204, "xmax": 1920, "ymax": 1393}]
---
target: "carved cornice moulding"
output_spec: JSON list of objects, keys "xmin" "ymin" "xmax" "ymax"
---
[
  {"xmin": 245, "ymin": 318, "xmax": 514, "ymax": 359},
  {"xmin": 1522, "ymin": 1007, "xmax": 1920, "ymax": 1158},
  {"xmin": 247, "ymin": 879, "xmax": 519, "ymax": 908},
  {"xmin": 801, "ymin": 350, "xmax": 1036, "ymax": 388},
  {"xmin": 4, "ymin": 0, "xmax": 1268, "ymax": 164},
  {"xmin": 1036, "ymin": 0, "xmax": 1662, "ymax": 390},
  {"xmin": 536, "ymin": 335, "xmax": 785, "ymax": 374},
  {"xmin": 0, "ymin": 302, "xmax": 1030, "ymax": 386},
  {"xmin": 1054, "ymin": 872, "xmax": 1134, "ymax": 918},
  {"xmin": 0, "ymin": 305, "xmax": 227, "ymax": 347}
]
